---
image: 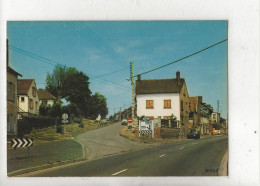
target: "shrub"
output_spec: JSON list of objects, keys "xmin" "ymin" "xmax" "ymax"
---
[{"xmin": 17, "ymin": 116, "xmax": 61, "ymax": 137}]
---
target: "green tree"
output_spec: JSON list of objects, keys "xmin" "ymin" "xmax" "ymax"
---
[
  {"xmin": 90, "ymin": 92, "xmax": 108, "ymax": 119},
  {"xmin": 62, "ymin": 71, "xmax": 92, "ymax": 118},
  {"xmin": 45, "ymin": 65, "xmax": 77, "ymax": 104}
]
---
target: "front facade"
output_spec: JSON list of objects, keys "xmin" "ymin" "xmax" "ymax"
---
[
  {"xmin": 7, "ymin": 66, "xmax": 22, "ymax": 136},
  {"xmin": 17, "ymin": 79, "xmax": 39, "ymax": 117},
  {"xmin": 189, "ymin": 96, "xmax": 213, "ymax": 135},
  {"xmin": 210, "ymin": 112, "xmax": 220, "ymax": 124},
  {"xmin": 188, "ymin": 96, "xmax": 202, "ymax": 129},
  {"xmin": 136, "ymin": 71, "xmax": 190, "ymax": 132},
  {"xmin": 38, "ymin": 89, "xmax": 57, "ymax": 107}
]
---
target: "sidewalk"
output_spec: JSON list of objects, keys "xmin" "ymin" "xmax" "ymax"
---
[{"xmin": 7, "ymin": 139, "xmax": 84, "ymax": 176}]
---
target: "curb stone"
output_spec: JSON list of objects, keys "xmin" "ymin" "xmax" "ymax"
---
[
  {"xmin": 218, "ymin": 149, "xmax": 228, "ymax": 176},
  {"xmin": 7, "ymin": 157, "xmax": 86, "ymax": 177}
]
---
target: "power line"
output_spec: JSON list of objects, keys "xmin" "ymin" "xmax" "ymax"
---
[
  {"xmin": 95, "ymin": 67, "xmax": 128, "ymax": 78},
  {"xmin": 135, "ymin": 39, "xmax": 228, "ymax": 77},
  {"xmin": 79, "ymin": 23, "xmax": 129, "ymax": 63},
  {"xmin": 9, "ymin": 45, "xmax": 65, "ymax": 67},
  {"xmin": 9, "ymin": 45, "xmax": 130, "ymax": 91},
  {"xmin": 66, "ymin": 22, "xmax": 128, "ymax": 67},
  {"xmin": 73, "ymin": 22, "xmax": 129, "ymax": 63}
]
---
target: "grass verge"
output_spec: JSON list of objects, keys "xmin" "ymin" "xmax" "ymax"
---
[{"xmin": 25, "ymin": 119, "xmax": 115, "ymax": 142}]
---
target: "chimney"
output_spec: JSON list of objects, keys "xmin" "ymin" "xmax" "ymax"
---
[
  {"xmin": 176, "ymin": 71, "xmax": 180, "ymax": 85},
  {"xmin": 198, "ymin": 96, "xmax": 202, "ymax": 103},
  {"xmin": 137, "ymin": 74, "xmax": 141, "ymax": 81}
]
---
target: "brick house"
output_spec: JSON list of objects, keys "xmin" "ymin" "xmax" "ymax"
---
[
  {"xmin": 188, "ymin": 96, "xmax": 202, "ymax": 129},
  {"xmin": 17, "ymin": 79, "xmax": 39, "ymax": 117},
  {"xmin": 189, "ymin": 96, "xmax": 213, "ymax": 135},
  {"xmin": 136, "ymin": 71, "xmax": 190, "ymax": 133}
]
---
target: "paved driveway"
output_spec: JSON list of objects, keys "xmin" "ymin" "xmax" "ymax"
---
[{"xmin": 75, "ymin": 122, "xmax": 155, "ymax": 159}]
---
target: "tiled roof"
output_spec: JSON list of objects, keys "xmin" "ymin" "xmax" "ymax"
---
[
  {"xmin": 17, "ymin": 79, "xmax": 34, "ymax": 95},
  {"xmin": 136, "ymin": 78, "xmax": 185, "ymax": 94},
  {"xmin": 38, "ymin": 90, "xmax": 57, "ymax": 100}
]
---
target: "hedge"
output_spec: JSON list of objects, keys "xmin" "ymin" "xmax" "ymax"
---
[{"xmin": 17, "ymin": 116, "xmax": 61, "ymax": 137}]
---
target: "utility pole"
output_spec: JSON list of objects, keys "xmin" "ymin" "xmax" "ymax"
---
[
  {"xmin": 217, "ymin": 100, "xmax": 220, "ymax": 113},
  {"xmin": 130, "ymin": 62, "xmax": 135, "ymax": 118},
  {"xmin": 120, "ymin": 107, "xmax": 121, "ymax": 121}
]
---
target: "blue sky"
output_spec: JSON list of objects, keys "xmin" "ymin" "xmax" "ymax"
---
[{"xmin": 7, "ymin": 21, "xmax": 228, "ymax": 118}]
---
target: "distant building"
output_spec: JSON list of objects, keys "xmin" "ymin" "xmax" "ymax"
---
[
  {"xmin": 17, "ymin": 79, "xmax": 39, "ymax": 117},
  {"xmin": 136, "ymin": 71, "xmax": 190, "ymax": 132},
  {"xmin": 188, "ymin": 96, "xmax": 202, "ymax": 129},
  {"xmin": 38, "ymin": 89, "xmax": 57, "ymax": 107},
  {"xmin": 189, "ymin": 96, "xmax": 213, "ymax": 135},
  {"xmin": 210, "ymin": 112, "xmax": 220, "ymax": 124}
]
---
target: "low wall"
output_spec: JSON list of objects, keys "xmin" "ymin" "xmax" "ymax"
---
[{"xmin": 134, "ymin": 127, "xmax": 181, "ymax": 139}]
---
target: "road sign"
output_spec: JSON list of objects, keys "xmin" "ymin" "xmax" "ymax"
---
[
  {"xmin": 62, "ymin": 113, "xmax": 68, "ymax": 120},
  {"xmin": 139, "ymin": 119, "xmax": 154, "ymax": 138},
  {"xmin": 11, "ymin": 138, "xmax": 33, "ymax": 149},
  {"xmin": 127, "ymin": 118, "xmax": 133, "ymax": 123},
  {"xmin": 62, "ymin": 119, "xmax": 69, "ymax": 124}
]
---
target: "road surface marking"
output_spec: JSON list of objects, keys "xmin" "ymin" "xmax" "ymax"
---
[
  {"xmin": 159, "ymin": 154, "xmax": 166, "ymax": 158},
  {"xmin": 179, "ymin": 147, "xmax": 185, "ymax": 150},
  {"xmin": 112, "ymin": 169, "xmax": 128, "ymax": 176}
]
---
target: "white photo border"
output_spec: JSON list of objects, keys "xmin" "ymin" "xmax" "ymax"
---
[{"xmin": 0, "ymin": 0, "xmax": 259, "ymax": 186}]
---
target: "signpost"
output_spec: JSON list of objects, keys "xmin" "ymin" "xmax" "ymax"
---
[
  {"xmin": 11, "ymin": 138, "xmax": 34, "ymax": 159},
  {"xmin": 139, "ymin": 119, "xmax": 154, "ymax": 138},
  {"xmin": 62, "ymin": 113, "xmax": 69, "ymax": 136},
  {"xmin": 127, "ymin": 118, "xmax": 133, "ymax": 123}
]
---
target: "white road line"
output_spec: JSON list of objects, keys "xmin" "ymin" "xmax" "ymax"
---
[
  {"xmin": 179, "ymin": 147, "xmax": 185, "ymax": 150},
  {"xmin": 159, "ymin": 154, "xmax": 166, "ymax": 158},
  {"xmin": 112, "ymin": 169, "xmax": 128, "ymax": 176}
]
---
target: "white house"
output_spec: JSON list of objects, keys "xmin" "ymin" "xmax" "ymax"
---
[
  {"xmin": 17, "ymin": 79, "xmax": 39, "ymax": 117},
  {"xmin": 136, "ymin": 71, "xmax": 190, "ymax": 131},
  {"xmin": 38, "ymin": 89, "xmax": 57, "ymax": 107}
]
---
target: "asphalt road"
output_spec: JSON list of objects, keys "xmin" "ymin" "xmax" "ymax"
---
[
  {"xmin": 75, "ymin": 122, "xmax": 157, "ymax": 159},
  {"xmin": 20, "ymin": 135, "xmax": 228, "ymax": 177}
]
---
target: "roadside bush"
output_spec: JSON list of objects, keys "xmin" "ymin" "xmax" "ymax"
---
[{"xmin": 17, "ymin": 116, "xmax": 61, "ymax": 137}]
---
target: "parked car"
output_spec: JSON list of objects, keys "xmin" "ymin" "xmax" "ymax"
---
[
  {"xmin": 100, "ymin": 119, "xmax": 107, "ymax": 125},
  {"xmin": 121, "ymin": 119, "xmax": 127, "ymax": 125},
  {"xmin": 187, "ymin": 130, "xmax": 200, "ymax": 139},
  {"xmin": 212, "ymin": 129, "xmax": 221, "ymax": 135}
]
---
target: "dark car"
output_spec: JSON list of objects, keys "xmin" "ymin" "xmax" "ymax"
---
[{"xmin": 187, "ymin": 130, "xmax": 200, "ymax": 139}]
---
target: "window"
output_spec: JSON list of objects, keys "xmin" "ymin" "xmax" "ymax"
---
[
  {"xmin": 29, "ymin": 99, "xmax": 34, "ymax": 109},
  {"xmin": 164, "ymin": 100, "xmax": 171, "ymax": 109},
  {"xmin": 146, "ymin": 100, "xmax": 154, "ymax": 109},
  {"xmin": 32, "ymin": 87, "xmax": 36, "ymax": 97},
  {"xmin": 7, "ymin": 81, "xmax": 15, "ymax": 101},
  {"xmin": 181, "ymin": 101, "xmax": 184, "ymax": 111},
  {"xmin": 21, "ymin": 97, "xmax": 25, "ymax": 102},
  {"xmin": 35, "ymin": 101, "xmax": 38, "ymax": 110}
]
